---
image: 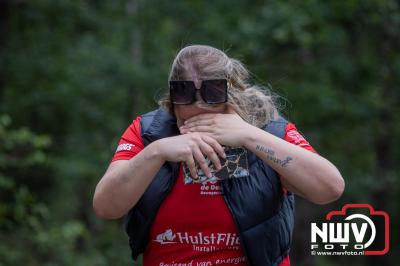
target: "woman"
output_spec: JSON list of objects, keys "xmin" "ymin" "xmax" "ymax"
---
[{"xmin": 93, "ymin": 45, "xmax": 345, "ymax": 266}]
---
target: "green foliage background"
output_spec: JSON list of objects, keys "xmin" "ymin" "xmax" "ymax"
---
[{"xmin": 0, "ymin": 0, "xmax": 398, "ymax": 265}]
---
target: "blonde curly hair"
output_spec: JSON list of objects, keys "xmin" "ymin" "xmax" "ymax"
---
[{"xmin": 158, "ymin": 45, "xmax": 279, "ymax": 128}]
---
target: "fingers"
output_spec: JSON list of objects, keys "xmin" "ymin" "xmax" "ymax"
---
[
  {"xmin": 183, "ymin": 119, "xmax": 213, "ymax": 127},
  {"xmin": 192, "ymin": 146, "xmax": 212, "ymax": 178},
  {"xmin": 184, "ymin": 113, "xmax": 216, "ymax": 124},
  {"xmin": 183, "ymin": 133, "xmax": 225, "ymax": 179},
  {"xmin": 181, "ymin": 125, "xmax": 212, "ymax": 134},
  {"xmin": 201, "ymin": 135, "xmax": 226, "ymax": 159},
  {"xmin": 185, "ymin": 153, "xmax": 198, "ymax": 179},
  {"xmin": 180, "ymin": 118, "xmax": 214, "ymax": 134},
  {"xmin": 198, "ymin": 140, "xmax": 222, "ymax": 172}
]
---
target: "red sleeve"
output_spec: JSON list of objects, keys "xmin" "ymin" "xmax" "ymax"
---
[
  {"xmin": 111, "ymin": 116, "xmax": 145, "ymax": 162},
  {"xmin": 282, "ymin": 122, "xmax": 316, "ymax": 194},
  {"xmin": 284, "ymin": 122, "xmax": 317, "ymax": 153}
]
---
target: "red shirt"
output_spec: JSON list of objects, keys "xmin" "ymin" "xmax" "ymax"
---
[{"xmin": 113, "ymin": 116, "xmax": 315, "ymax": 266}]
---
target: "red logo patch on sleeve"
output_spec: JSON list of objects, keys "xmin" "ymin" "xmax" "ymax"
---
[{"xmin": 284, "ymin": 123, "xmax": 316, "ymax": 153}]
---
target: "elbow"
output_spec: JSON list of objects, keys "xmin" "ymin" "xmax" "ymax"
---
[
  {"xmin": 92, "ymin": 192, "xmax": 124, "ymax": 220},
  {"xmin": 311, "ymin": 171, "xmax": 345, "ymax": 205}
]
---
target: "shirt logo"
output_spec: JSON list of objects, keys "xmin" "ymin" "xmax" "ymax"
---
[
  {"xmin": 116, "ymin": 143, "xmax": 134, "ymax": 152},
  {"xmin": 287, "ymin": 129, "xmax": 308, "ymax": 144},
  {"xmin": 200, "ymin": 181, "xmax": 222, "ymax": 196},
  {"xmin": 154, "ymin": 229, "xmax": 177, "ymax": 244},
  {"xmin": 153, "ymin": 229, "xmax": 240, "ymax": 247}
]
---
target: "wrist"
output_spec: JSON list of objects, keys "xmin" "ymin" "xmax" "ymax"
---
[
  {"xmin": 242, "ymin": 125, "xmax": 263, "ymax": 148},
  {"xmin": 147, "ymin": 140, "xmax": 166, "ymax": 162}
]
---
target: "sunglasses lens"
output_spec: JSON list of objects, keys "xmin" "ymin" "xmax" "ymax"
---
[
  {"xmin": 202, "ymin": 79, "xmax": 228, "ymax": 104},
  {"xmin": 170, "ymin": 81, "xmax": 196, "ymax": 104}
]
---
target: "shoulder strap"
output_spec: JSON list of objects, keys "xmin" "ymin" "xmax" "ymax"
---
[
  {"xmin": 140, "ymin": 108, "xmax": 179, "ymax": 146},
  {"xmin": 263, "ymin": 115, "xmax": 288, "ymax": 139}
]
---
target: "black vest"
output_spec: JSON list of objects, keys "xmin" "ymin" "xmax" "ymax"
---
[{"xmin": 124, "ymin": 108, "xmax": 295, "ymax": 266}]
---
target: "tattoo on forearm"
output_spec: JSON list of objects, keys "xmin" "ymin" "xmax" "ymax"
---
[{"xmin": 255, "ymin": 144, "xmax": 293, "ymax": 167}]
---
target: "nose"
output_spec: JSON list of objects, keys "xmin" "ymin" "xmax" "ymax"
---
[
  {"xmin": 191, "ymin": 80, "xmax": 203, "ymax": 102},
  {"xmin": 194, "ymin": 89, "xmax": 202, "ymax": 102},
  {"xmin": 193, "ymin": 80, "xmax": 202, "ymax": 90}
]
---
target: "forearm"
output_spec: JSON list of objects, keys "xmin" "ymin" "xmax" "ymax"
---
[
  {"xmin": 93, "ymin": 141, "xmax": 165, "ymax": 219},
  {"xmin": 243, "ymin": 126, "xmax": 344, "ymax": 204}
]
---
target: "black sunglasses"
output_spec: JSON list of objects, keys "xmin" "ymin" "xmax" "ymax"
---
[{"xmin": 169, "ymin": 79, "xmax": 228, "ymax": 105}]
